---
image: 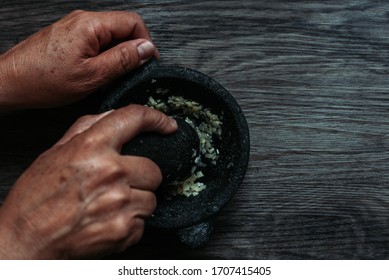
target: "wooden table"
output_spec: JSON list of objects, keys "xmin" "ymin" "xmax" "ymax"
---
[{"xmin": 1, "ymin": 0, "xmax": 389, "ymax": 259}]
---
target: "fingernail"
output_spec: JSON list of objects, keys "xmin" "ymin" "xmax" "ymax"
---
[
  {"xmin": 169, "ymin": 117, "xmax": 178, "ymax": 129},
  {"xmin": 137, "ymin": 40, "xmax": 155, "ymax": 64}
]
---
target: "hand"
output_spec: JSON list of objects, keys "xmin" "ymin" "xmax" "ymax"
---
[
  {"xmin": 0, "ymin": 105, "xmax": 177, "ymax": 259},
  {"xmin": 0, "ymin": 10, "xmax": 158, "ymax": 110}
]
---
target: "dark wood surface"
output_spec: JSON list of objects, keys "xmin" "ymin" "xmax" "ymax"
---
[{"xmin": 1, "ymin": 0, "xmax": 389, "ymax": 259}]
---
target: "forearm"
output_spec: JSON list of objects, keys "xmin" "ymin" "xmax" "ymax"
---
[
  {"xmin": 0, "ymin": 197, "xmax": 62, "ymax": 260},
  {"xmin": 0, "ymin": 210, "xmax": 35, "ymax": 259},
  {"xmin": 0, "ymin": 46, "xmax": 45, "ymax": 111},
  {"xmin": 0, "ymin": 53, "xmax": 16, "ymax": 111}
]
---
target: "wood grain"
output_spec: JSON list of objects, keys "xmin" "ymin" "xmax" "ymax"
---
[{"xmin": 1, "ymin": 0, "xmax": 389, "ymax": 259}]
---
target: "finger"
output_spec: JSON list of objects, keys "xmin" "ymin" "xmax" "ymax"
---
[
  {"xmin": 55, "ymin": 110, "xmax": 114, "ymax": 146},
  {"xmin": 119, "ymin": 222, "xmax": 146, "ymax": 252},
  {"xmin": 85, "ymin": 104, "xmax": 177, "ymax": 150},
  {"xmin": 89, "ymin": 39, "xmax": 156, "ymax": 82},
  {"xmin": 85, "ymin": 186, "xmax": 156, "ymax": 219},
  {"xmin": 92, "ymin": 11, "xmax": 160, "ymax": 59},
  {"xmin": 96, "ymin": 11, "xmax": 152, "ymax": 43},
  {"xmin": 121, "ymin": 155, "xmax": 163, "ymax": 190},
  {"xmin": 69, "ymin": 215, "xmax": 145, "ymax": 257},
  {"xmin": 114, "ymin": 217, "xmax": 145, "ymax": 250},
  {"xmin": 94, "ymin": 213, "xmax": 145, "ymax": 243}
]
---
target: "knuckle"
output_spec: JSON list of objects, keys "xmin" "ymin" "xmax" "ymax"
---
[
  {"xmin": 127, "ymin": 104, "xmax": 159, "ymax": 125},
  {"xmin": 66, "ymin": 10, "xmax": 104, "ymax": 38},
  {"xmin": 113, "ymin": 216, "xmax": 144, "ymax": 241},
  {"xmin": 75, "ymin": 114, "xmax": 98, "ymax": 126},
  {"xmin": 118, "ymin": 105, "xmax": 148, "ymax": 129},
  {"xmin": 89, "ymin": 17, "xmax": 105, "ymax": 35},
  {"xmin": 107, "ymin": 188, "xmax": 129, "ymax": 207},
  {"xmin": 77, "ymin": 132, "xmax": 104, "ymax": 149},
  {"xmin": 126, "ymin": 11, "xmax": 144, "ymax": 23},
  {"xmin": 86, "ymin": 157, "xmax": 125, "ymax": 181},
  {"xmin": 128, "ymin": 104, "xmax": 148, "ymax": 120},
  {"xmin": 112, "ymin": 217, "xmax": 130, "ymax": 239},
  {"xmin": 129, "ymin": 104, "xmax": 148, "ymax": 114},
  {"xmin": 131, "ymin": 105, "xmax": 167, "ymax": 131},
  {"xmin": 130, "ymin": 11, "xmax": 142, "ymax": 20},
  {"xmin": 117, "ymin": 46, "xmax": 138, "ymax": 73},
  {"xmin": 104, "ymin": 160, "xmax": 126, "ymax": 178}
]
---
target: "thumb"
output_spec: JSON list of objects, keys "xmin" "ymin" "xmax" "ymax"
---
[{"xmin": 89, "ymin": 39, "xmax": 156, "ymax": 83}]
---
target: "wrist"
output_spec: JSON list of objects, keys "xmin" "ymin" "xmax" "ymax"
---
[
  {"xmin": 0, "ymin": 206, "xmax": 61, "ymax": 259},
  {"xmin": 0, "ymin": 213, "xmax": 23, "ymax": 259}
]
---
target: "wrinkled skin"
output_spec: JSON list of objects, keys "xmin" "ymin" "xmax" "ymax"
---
[
  {"xmin": 0, "ymin": 105, "xmax": 177, "ymax": 259},
  {"xmin": 0, "ymin": 10, "xmax": 171, "ymax": 259},
  {"xmin": 0, "ymin": 10, "xmax": 159, "ymax": 109}
]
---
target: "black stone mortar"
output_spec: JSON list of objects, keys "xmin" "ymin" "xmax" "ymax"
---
[{"xmin": 100, "ymin": 59, "xmax": 250, "ymax": 247}]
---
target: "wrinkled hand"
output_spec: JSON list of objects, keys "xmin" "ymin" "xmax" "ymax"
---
[
  {"xmin": 0, "ymin": 105, "xmax": 177, "ymax": 259},
  {"xmin": 0, "ymin": 10, "xmax": 158, "ymax": 109}
]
